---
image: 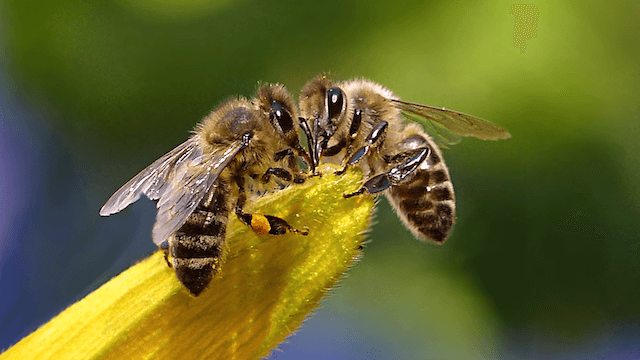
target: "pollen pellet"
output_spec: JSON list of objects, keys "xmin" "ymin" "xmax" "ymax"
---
[{"xmin": 250, "ymin": 215, "xmax": 272, "ymax": 235}]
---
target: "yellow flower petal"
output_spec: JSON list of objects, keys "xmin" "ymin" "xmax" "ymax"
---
[{"xmin": 2, "ymin": 164, "xmax": 374, "ymax": 360}]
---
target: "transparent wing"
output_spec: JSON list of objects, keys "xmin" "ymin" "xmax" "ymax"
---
[
  {"xmin": 392, "ymin": 99, "xmax": 511, "ymax": 141},
  {"xmin": 151, "ymin": 139, "xmax": 246, "ymax": 245},
  {"xmin": 100, "ymin": 135, "xmax": 247, "ymax": 245},
  {"xmin": 401, "ymin": 110, "xmax": 463, "ymax": 148},
  {"xmin": 100, "ymin": 137, "xmax": 202, "ymax": 216}
]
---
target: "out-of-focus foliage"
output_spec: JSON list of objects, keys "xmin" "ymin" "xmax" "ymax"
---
[{"xmin": 1, "ymin": 0, "xmax": 639, "ymax": 358}]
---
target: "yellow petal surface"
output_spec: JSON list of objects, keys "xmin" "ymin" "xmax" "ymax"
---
[{"xmin": 2, "ymin": 164, "xmax": 374, "ymax": 360}]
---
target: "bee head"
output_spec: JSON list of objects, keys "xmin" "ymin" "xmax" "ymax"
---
[
  {"xmin": 299, "ymin": 76, "xmax": 347, "ymax": 166},
  {"xmin": 254, "ymin": 83, "xmax": 315, "ymax": 171}
]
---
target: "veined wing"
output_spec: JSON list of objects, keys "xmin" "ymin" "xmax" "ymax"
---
[
  {"xmin": 150, "ymin": 138, "xmax": 247, "ymax": 245},
  {"xmin": 100, "ymin": 135, "xmax": 248, "ymax": 245},
  {"xmin": 100, "ymin": 137, "xmax": 202, "ymax": 216},
  {"xmin": 393, "ymin": 99, "xmax": 511, "ymax": 141}
]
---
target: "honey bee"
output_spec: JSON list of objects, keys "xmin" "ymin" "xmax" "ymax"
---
[
  {"xmin": 100, "ymin": 84, "xmax": 310, "ymax": 296},
  {"xmin": 299, "ymin": 76, "xmax": 510, "ymax": 243}
]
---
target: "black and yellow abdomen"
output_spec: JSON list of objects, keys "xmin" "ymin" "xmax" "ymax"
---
[
  {"xmin": 386, "ymin": 135, "xmax": 456, "ymax": 243},
  {"xmin": 168, "ymin": 179, "xmax": 230, "ymax": 296}
]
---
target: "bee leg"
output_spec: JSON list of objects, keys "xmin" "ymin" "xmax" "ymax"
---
[
  {"xmin": 160, "ymin": 242, "xmax": 173, "ymax": 268},
  {"xmin": 235, "ymin": 206, "xmax": 309, "ymax": 236},
  {"xmin": 274, "ymin": 147, "xmax": 311, "ymax": 183},
  {"xmin": 274, "ymin": 148, "xmax": 293, "ymax": 162},
  {"xmin": 337, "ymin": 107, "xmax": 364, "ymax": 163},
  {"xmin": 323, "ymin": 138, "xmax": 347, "ymax": 157},
  {"xmin": 344, "ymin": 147, "xmax": 430, "ymax": 198},
  {"xmin": 383, "ymin": 152, "xmax": 412, "ymax": 165},
  {"xmin": 238, "ymin": 212, "xmax": 310, "ymax": 236},
  {"xmin": 261, "ymin": 167, "xmax": 293, "ymax": 183},
  {"xmin": 234, "ymin": 176, "xmax": 309, "ymax": 236},
  {"xmin": 336, "ymin": 121, "xmax": 389, "ymax": 175},
  {"xmin": 163, "ymin": 250, "xmax": 173, "ymax": 268},
  {"xmin": 335, "ymin": 145, "xmax": 370, "ymax": 176}
]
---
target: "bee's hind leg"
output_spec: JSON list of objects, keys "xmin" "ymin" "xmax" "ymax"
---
[
  {"xmin": 234, "ymin": 175, "xmax": 309, "ymax": 236},
  {"xmin": 237, "ymin": 212, "xmax": 310, "ymax": 236},
  {"xmin": 344, "ymin": 146, "xmax": 430, "ymax": 198}
]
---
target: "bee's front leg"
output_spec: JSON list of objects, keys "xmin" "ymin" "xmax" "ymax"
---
[{"xmin": 323, "ymin": 138, "xmax": 347, "ymax": 158}]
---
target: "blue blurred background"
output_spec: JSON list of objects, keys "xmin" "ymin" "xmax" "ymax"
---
[{"xmin": 1, "ymin": 1, "xmax": 639, "ymax": 358}]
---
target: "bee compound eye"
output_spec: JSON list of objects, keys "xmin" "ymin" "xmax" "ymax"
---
[
  {"xmin": 270, "ymin": 100, "xmax": 294, "ymax": 133},
  {"xmin": 326, "ymin": 87, "xmax": 345, "ymax": 120}
]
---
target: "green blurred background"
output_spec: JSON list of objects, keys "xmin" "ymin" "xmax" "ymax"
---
[{"xmin": 1, "ymin": 0, "xmax": 639, "ymax": 358}]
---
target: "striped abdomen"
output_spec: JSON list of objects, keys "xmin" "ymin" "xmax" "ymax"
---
[
  {"xmin": 386, "ymin": 135, "xmax": 456, "ymax": 243},
  {"xmin": 168, "ymin": 179, "xmax": 230, "ymax": 296}
]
